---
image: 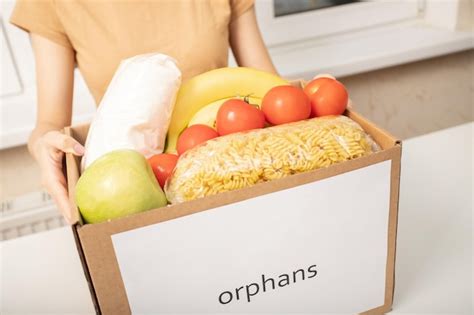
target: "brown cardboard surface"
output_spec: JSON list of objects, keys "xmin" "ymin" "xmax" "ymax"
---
[
  {"xmin": 80, "ymin": 145, "xmax": 398, "ymax": 235},
  {"xmin": 65, "ymin": 126, "xmax": 101, "ymax": 313},
  {"xmin": 361, "ymin": 304, "xmax": 392, "ymax": 315},
  {"xmin": 386, "ymin": 144, "xmax": 402, "ymax": 309},
  {"xmin": 346, "ymin": 107, "xmax": 399, "ymax": 150},
  {"xmin": 79, "ymin": 224, "xmax": 131, "ymax": 314},
  {"xmin": 71, "ymin": 225, "xmax": 101, "ymax": 314},
  {"xmin": 361, "ymin": 145, "xmax": 402, "ymax": 315},
  {"xmin": 65, "ymin": 125, "xmax": 89, "ymax": 225},
  {"xmin": 65, "ymin": 109, "xmax": 401, "ymax": 314},
  {"xmin": 76, "ymin": 148, "xmax": 401, "ymax": 314}
]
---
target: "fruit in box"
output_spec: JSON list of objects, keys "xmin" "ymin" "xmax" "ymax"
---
[
  {"xmin": 166, "ymin": 67, "xmax": 288, "ymax": 153},
  {"xmin": 75, "ymin": 150, "xmax": 167, "ymax": 223}
]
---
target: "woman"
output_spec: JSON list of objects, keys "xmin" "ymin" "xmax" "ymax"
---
[{"xmin": 10, "ymin": 0, "xmax": 277, "ymax": 224}]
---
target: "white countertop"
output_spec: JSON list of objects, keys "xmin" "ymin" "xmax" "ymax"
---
[
  {"xmin": 1, "ymin": 122, "xmax": 472, "ymax": 314},
  {"xmin": 392, "ymin": 122, "xmax": 473, "ymax": 313}
]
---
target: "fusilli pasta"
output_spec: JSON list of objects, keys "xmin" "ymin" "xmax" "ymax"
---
[{"xmin": 165, "ymin": 115, "xmax": 379, "ymax": 203}]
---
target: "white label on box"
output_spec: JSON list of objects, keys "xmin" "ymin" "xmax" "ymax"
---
[{"xmin": 112, "ymin": 160, "xmax": 391, "ymax": 314}]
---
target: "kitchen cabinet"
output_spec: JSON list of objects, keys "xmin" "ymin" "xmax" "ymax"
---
[
  {"xmin": 0, "ymin": 21, "xmax": 22, "ymax": 97},
  {"xmin": 0, "ymin": 0, "xmax": 96, "ymax": 149}
]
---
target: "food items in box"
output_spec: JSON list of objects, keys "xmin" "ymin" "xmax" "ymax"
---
[
  {"xmin": 304, "ymin": 77, "xmax": 348, "ymax": 117},
  {"xmin": 303, "ymin": 77, "xmax": 333, "ymax": 96},
  {"xmin": 166, "ymin": 67, "xmax": 289, "ymax": 153},
  {"xmin": 165, "ymin": 115, "xmax": 379, "ymax": 203},
  {"xmin": 189, "ymin": 96, "xmax": 261, "ymax": 129},
  {"xmin": 177, "ymin": 124, "xmax": 219, "ymax": 155},
  {"xmin": 148, "ymin": 153, "xmax": 179, "ymax": 189},
  {"xmin": 81, "ymin": 53, "xmax": 181, "ymax": 170},
  {"xmin": 261, "ymin": 85, "xmax": 311, "ymax": 125},
  {"xmin": 76, "ymin": 150, "xmax": 167, "ymax": 223},
  {"xmin": 216, "ymin": 98, "xmax": 265, "ymax": 136}
]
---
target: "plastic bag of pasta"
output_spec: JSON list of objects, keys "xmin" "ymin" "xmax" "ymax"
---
[{"xmin": 165, "ymin": 115, "xmax": 380, "ymax": 204}]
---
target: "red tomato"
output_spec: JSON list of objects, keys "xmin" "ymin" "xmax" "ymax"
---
[
  {"xmin": 177, "ymin": 124, "xmax": 219, "ymax": 155},
  {"xmin": 303, "ymin": 77, "xmax": 334, "ymax": 97},
  {"xmin": 216, "ymin": 99, "xmax": 265, "ymax": 136},
  {"xmin": 261, "ymin": 85, "xmax": 311, "ymax": 125},
  {"xmin": 148, "ymin": 153, "xmax": 179, "ymax": 189},
  {"xmin": 305, "ymin": 78, "xmax": 348, "ymax": 117}
]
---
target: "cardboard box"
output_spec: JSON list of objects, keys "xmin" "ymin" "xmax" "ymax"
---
[{"xmin": 65, "ymin": 109, "xmax": 401, "ymax": 315}]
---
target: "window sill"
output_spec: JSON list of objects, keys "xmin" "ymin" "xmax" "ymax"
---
[{"xmin": 267, "ymin": 20, "xmax": 473, "ymax": 79}]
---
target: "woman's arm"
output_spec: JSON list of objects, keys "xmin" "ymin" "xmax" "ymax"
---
[
  {"xmin": 229, "ymin": 7, "xmax": 278, "ymax": 75},
  {"xmin": 29, "ymin": 33, "xmax": 75, "ymax": 155},
  {"xmin": 29, "ymin": 34, "xmax": 84, "ymax": 224}
]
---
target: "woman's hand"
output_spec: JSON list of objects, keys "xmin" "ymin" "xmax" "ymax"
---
[{"xmin": 32, "ymin": 131, "xmax": 84, "ymax": 224}]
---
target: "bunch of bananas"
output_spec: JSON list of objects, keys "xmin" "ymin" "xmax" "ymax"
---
[{"xmin": 165, "ymin": 67, "xmax": 289, "ymax": 153}]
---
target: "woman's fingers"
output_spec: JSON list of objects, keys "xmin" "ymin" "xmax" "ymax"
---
[
  {"xmin": 36, "ymin": 131, "xmax": 82, "ymax": 224},
  {"xmin": 42, "ymin": 170, "xmax": 75, "ymax": 224},
  {"xmin": 42, "ymin": 131, "xmax": 84, "ymax": 155}
]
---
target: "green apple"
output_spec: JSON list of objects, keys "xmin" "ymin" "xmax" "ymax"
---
[{"xmin": 75, "ymin": 149, "xmax": 167, "ymax": 224}]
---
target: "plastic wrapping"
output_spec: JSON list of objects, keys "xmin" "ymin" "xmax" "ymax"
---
[
  {"xmin": 165, "ymin": 115, "xmax": 380, "ymax": 204},
  {"xmin": 81, "ymin": 53, "xmax": 181, "ymax": 171}
]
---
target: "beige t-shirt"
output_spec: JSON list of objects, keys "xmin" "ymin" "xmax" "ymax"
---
[{"xmin": 10, "ymin": 0, "xmax": 254, "ymax": 104}]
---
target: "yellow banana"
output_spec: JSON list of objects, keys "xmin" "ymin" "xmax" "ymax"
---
[
  {"xmin": 188, "ymin": 96, "xmax": 262, "ymax": 129},
  {"xmin": 165, "ymin": 67, "xmax": 288, "ymax": 153}
]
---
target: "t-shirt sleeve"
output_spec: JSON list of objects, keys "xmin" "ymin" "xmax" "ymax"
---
[
  {"xmin": 230, "ymin": 0, "xmax": 255, "ymax": 22},
  {"xmin": 10, "ymin": 0, "xmax": 72, "ymax": 49}
]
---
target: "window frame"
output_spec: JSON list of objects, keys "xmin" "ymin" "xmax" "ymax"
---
[
  {"xmin": 255, "ymin": 0, "xmax": 422, "ymax": 47},
  {"xmin": 244, "ymin": 0, "xmax": 473, "ymax": 79}
]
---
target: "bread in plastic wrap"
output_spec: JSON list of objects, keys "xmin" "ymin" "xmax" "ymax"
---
[
  {"xmin": 81, "ymin": 53, "xmax": 181, "ymax": 171},
  {"xmin": 165, "ymin": 115, "xmax": 379, "ymax": 203}
]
